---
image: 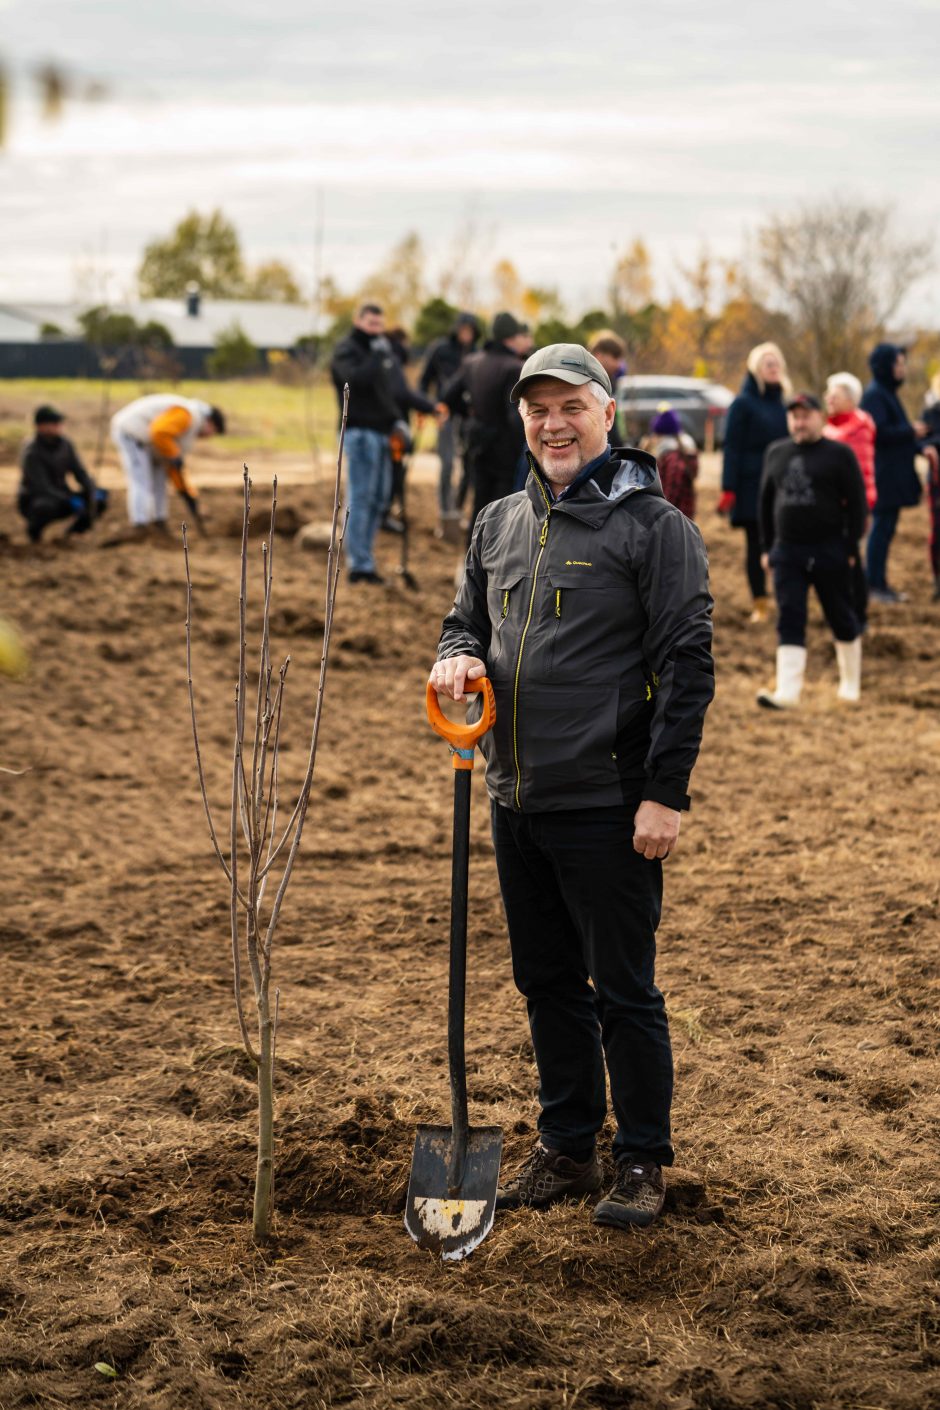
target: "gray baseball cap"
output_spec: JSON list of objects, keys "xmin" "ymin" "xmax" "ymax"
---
[{"xmin": 510, "ymin": 343, "xmax": 613, "ymax": 403}]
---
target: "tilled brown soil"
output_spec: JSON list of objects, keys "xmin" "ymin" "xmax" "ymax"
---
[{"xmin": 1, "ymin": 470, "xmax": 939, "ymax": 1410}]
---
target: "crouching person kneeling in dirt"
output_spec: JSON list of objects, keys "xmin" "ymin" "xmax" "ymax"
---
[{"xmin": 428, "ymin": 345, "xmax": 715, "ymax": 1230}]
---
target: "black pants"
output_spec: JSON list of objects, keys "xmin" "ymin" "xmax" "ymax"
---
[
  {"xmin": 17, "ymin": 490, "xmax": 107, "ymax": 543},
  {"xmin": 740, "ymin": 519, "xmax": 766, "ymax": 599},
  {"xmin": 770, "ymin": 540, "xmax": 859, "ymax": 646},
  {"xmin": 491, "ymin": 801, "xmax": 673, "ymax": 1166},
  {"xmin": 851, "ymin": 553, "xmax": 869, "ymax": 630},
  {"xmin": 465, "ymin": 422, "xmax": 519, "ymax": 544}
]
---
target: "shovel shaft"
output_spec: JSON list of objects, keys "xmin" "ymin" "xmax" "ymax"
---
[{"xmin": 447, "ymin": 766, "xmax": 471, "ymax": 1191}]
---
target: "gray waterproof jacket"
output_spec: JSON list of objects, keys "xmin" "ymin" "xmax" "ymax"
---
[{"xmin": 438, "ymin": 449, "xmax": 714, "ymax": 813}]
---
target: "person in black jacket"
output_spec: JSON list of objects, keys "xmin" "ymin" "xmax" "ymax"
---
[
  {"xmin": 861, "ymin": 343, "xmax": 928, "ymax": 603},
  {"xmin": 440, "ymin": 311, "xmax": 530, "ymax": 542},
  {"xmin": 756, "ymin": 394, "xmax": 868, "ymax": 709},
  {"xmin": 419, "ymin": 313, "xmax": 480, "ymax": 528},
  {"xmin": 330, "ymin": 302, "xmax": 440, "ymax": 584},
  {"xmin": 720, "ymin": 342, "xmax": 790, "ymax": 621},
  {"xmin": 430, "ymin": 343, "xmax": 714, "ymax": 1233},
  {"xmin": 17, "ymin": 405, "xmax": 108, "ymax": 543},
  {"xmin": 382, "ymin": 326, "xmax": 440, "ymax": 532}
]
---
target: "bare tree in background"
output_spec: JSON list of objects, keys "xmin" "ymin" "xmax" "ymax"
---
[
  {"xmin": 755, "ymin": 198, "xmax": 934, "ymax": 387},
  {"xmin": 183, "ymin": 391, "xmax": 348, "ymax": 1241}
]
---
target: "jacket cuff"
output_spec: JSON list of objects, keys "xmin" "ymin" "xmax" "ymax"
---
[{"xmin": 642, "ymin": 780, "xmax": 691, "ymax": 812}]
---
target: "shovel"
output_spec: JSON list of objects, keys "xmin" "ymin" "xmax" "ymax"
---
[{"xmin": 405, "ymin": 676, "xmax": 502, "ymax": 1261}]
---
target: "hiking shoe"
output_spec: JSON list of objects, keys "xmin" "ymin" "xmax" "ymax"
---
[
  {"xmin": 869, "ymin": 586, "xmax": 908, "ymax": 604},
  {"xmin": 593, "ymin": 1160, "xmax": 665, "ymax": 1230},
  {"xmin": 496, "ymin": 1142, "xmax": 604, "ymax": 1210}
]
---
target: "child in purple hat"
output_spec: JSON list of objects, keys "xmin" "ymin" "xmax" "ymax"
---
[{"xmin": 644, "ymin": 408, "xmax": 698, "ymax": 519}]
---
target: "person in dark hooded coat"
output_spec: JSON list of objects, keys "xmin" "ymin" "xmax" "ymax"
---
[
  {"xmin": 860, "ymin": 343, "xmax": 924, "ymax": 603},
  {"xmin": 719, "ymin": 343, "xmax": 790, "ymax": 622},
  {"xmin": 420, "ymin": 313, "xmax": 481, "ymax": 527}
]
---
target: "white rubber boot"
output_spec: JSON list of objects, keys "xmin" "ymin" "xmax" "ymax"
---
[
  {"xmin": 835, "ymin": 637, "xmax": 862, "ymax": 703},
  {"xmin": 756, "ymin": 645, "xmax": 807, "ymax": 710}
]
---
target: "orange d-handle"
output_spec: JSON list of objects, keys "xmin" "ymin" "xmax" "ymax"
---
[{"xmin": 426, "ymin": 676, "xmax": 496, "ymax": 769}]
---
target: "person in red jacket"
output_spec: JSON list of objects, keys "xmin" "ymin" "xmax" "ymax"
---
[
  {"xmin": 824, "ymin": 373, "xmax": 876, "ymax": 507},
  {"xmin": 824, "ymin": 372, "xmax": 875, "ymax": 627}
]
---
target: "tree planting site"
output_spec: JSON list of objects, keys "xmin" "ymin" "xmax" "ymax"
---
[{"xmin": 1, "ymin": 470, "xmax": 938, "ymax": 1410}]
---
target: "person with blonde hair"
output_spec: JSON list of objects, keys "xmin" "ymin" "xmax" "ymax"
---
[{"xmin": 719, "ymin": 342, "xmax": 790, "ymax": 621}]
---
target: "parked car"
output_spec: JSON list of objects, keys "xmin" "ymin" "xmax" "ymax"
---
[{"xmin": 615, "ymin": 375, "xmax": 734, "ymax": 448}]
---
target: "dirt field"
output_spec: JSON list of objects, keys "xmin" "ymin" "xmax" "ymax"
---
[{"xmin": 1, "ymin": 462, "xmax": 938, "ymax": 1410}]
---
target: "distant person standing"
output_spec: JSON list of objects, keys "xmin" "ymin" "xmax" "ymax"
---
[
  {"xmin": 382, "ymin": 325, "xmax": 442, "ymax": 533},
  {"xmin": 330, "ymin": 302, "xmax": 405, "ymax": 584},
  {"xmin": 440, "ymin": 311, "xmax": 530, "ymax": 540},
  {"xmin": 643, "ymin": 409, "xmax": 698, "ymax": 519},
  {"xmin": 720, "ymin": 342, "xmax": 790, "ymax": 622},
  {"xmin": 419, "ymin": 312, "xmax": 481, "ymax": 531},
  {"xmin": 824, "ymin": 371, "xmax": 875, "ymax": 627},
  {"xmin": 921, "ymin": 373, "xmax": 940, "ymax": 600},
  {"xmin": 18, "ymin": 405, "xmax": 108, "ymax": 543},
  {"xmin": 756, "ymin": 393, "xmax": 867, "ymax": 709},
  {"xmin": 860, "ymin": 344, "xmax": 924, "ymax": 604},
  {"xmin": 110, "ymin": 394, "xmax": 224, "ymax": 531},
  {"xmin": 587, "ymin": 331, "xmax": 628, "ymax": 445}
]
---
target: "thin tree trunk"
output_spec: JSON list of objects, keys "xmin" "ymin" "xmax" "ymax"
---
[{"xmin": 253, "ymin": 982, "xmax": 274, "ymax": 1240}]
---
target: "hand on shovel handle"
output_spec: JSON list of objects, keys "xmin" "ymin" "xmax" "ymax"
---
[{"xmin": 405, "ymin": 674, "xmax": 502, "ymax": 1261}]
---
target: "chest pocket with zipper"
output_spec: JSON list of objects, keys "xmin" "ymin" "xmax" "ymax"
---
[
  {"xmin": 486, "ymin": 572, "xmax": 527, "ymax": 667},
  {"xmin": 546, "ymin": 568, "xmax": 641, "ymax": 677}
]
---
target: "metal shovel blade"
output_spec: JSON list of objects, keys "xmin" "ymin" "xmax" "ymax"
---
[{"xmin": 405, "ymin": 1124, "xmax": 503, "ymax": 1261}]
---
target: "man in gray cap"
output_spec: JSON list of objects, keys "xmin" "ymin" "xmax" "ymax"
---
[
  {"xmin": 440, "ymin": 311, "xmax": 531, "ymax": 540},
  {"xmin": 429, "ymin": 345, "xmax": 714, "ymax": 1231}
]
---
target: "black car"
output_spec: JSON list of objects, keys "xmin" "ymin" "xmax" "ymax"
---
[{"xmin": 615, "ymin": 375, "xmax": 734, "ymax": 449}]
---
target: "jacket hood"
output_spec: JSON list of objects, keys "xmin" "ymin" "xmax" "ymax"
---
[
  {"xmin": 869, "ymin": 342, "xmax": 904, "ymax": 385},
  {"xmin": 453, "ymin": 312, "xmax": 481, "ymax": 343}
]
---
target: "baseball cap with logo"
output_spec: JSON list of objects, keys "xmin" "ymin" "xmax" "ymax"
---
[{"xmin": 510, "ymin": 344, "xmax": 613, "ymax": 404}]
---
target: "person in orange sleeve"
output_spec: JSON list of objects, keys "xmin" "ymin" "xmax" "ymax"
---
[{"xmin": 110, "ymin": 394, "xmax": 225, "ymax": 530}]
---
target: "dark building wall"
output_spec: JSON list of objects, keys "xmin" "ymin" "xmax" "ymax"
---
[{"xmin": 0, "ymin": 341, "xmax": 215, "ymax": 378}]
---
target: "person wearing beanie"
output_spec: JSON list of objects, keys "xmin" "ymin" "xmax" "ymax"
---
[
  {"xmin": 720, "ymin": 342, "xmax": 791, "ymax": 622},
  {"xmin": 17, "ymin": 406, "xmax": 108, "ymax": 543},
  {"xmin": 644, "ymin": 407, "xmax": 698, "ymax": 519},
  {"xmin": 419, "ymin": 312, "xmax": 481, "ymax": 532},
  {"xmin": 859, "ymin": 343, "xmax": 924, "ymax": 603},
  {"xmin": 439, "ymin": 311, "xmax": 531, "ymax": 541},
  {"xmin": 756, "ymin": 394, "xmax": 868, "ymax": 710}
]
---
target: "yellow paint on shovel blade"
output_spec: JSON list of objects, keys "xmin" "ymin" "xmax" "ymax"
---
[{"xmin": 414, "ymin": 1197, "xmax": 487, "ymax": 1239}]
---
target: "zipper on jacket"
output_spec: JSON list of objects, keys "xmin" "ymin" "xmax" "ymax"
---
[
  {"xmin": 501, "ymin": 590, "xmax": 510, "ymax": 619},
  {"xmin": 555, "ymin": 589, "xmax": 561, "ymax": 618},
  {"xmin": 512, "ymin": 480, "xmax": 552, "ymax": 809}
]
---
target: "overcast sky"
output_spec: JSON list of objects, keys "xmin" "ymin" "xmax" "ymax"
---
[{"xmin": 1, "ymin": 0, "xmax": 939, "ymax": 320}]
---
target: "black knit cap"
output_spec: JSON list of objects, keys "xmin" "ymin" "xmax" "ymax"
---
[{"xmin": 34, "ymin": 404, "xmax": 65, "ymax": 425}]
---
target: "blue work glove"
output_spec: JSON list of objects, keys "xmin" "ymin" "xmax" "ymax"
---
[{"xmin": 69, "ymin": 494, "xmax": 86, "ymax": 513}]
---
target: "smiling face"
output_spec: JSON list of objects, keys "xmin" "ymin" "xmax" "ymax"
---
[{"xmin": 519, "ymin": 377, "xmax": 615, "ymax": 489}]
